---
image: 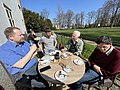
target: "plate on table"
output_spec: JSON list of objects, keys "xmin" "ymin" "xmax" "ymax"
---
[
  {"xmin": 40, "ymin": 60, "xmax": 50, "ymax": 66},
  {"xmin": 41, "ymin": 55, "xmax": 54, "ymax": 61},
  {"xmin": 54, "ymin": 70, "xmax": 68, "ymax": 82},
  {"xmin": 49, "ymin": 51, "xmax": 56, "ymax": 55},
  {"xmin": 63, "ymin": 67, "xmax": 72, "ymax": 73},
  {"xmin": 49, "ymin": 50, "xmax": 61, "ymax": 56},
  {"xmin": 73, "ymin": 59, "xmax": 84, "ymax": 65},
  {"xmin": 61, "ymin": 53, "xmax": 68, "ymax": 59}
]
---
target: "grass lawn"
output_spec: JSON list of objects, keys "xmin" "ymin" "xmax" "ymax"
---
[{"xmin": 54, "ymin": 27, "xmax": 120, "ymax": 45}]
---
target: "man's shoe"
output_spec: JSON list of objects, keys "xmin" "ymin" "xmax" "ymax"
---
[
  {"xmin": 15, "ymin": 74, "xmax": 31, "ymax": 88},
  {"xmin": 28, "ymin": 74, "xmax": 49, "ymax": 88}
]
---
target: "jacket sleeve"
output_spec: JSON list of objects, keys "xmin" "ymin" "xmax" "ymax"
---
[
  {"xmin": 101, "ymin": 53, "xmax": 120, "ymax": 78},
  {"xmin": 88, "ymin": 48, "xmax": 98, "ymax": 67},
  {"xmin": 74, "ymin": 39, "xmax": 84, "ymax": 56}
]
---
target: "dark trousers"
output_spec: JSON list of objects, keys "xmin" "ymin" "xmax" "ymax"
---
[{"xmin": 13, "ymin": 63, "xmax": 49, "ymax": 88}]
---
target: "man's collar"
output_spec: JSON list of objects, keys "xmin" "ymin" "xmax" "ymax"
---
[
  {"xmin": 8, "ymin": 40, "xmax": 24, "ymax": 47},
  {"xmin": 106, "ymin": 46, "xmax": 114, "ymax": 56},
  {"xmin": 8, "ymin": 40, "xmax": 17, "ymax": 47},
  {"xmin": 16, "ymin": 42, "xmax": 25, "ymax": 47},
  {"xmin": 72, "ymin": 38, "xmax": 79, "ymax": 43},
  {"xmin": 76, "ymin": 39, "xmax": 79, "ymax": 42}
]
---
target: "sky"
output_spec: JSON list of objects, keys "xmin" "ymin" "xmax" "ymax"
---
[{"xmin": 20, "ymin": 0, "xmax": 106, "ymax": 21}]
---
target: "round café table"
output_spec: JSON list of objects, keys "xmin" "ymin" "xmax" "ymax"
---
[{"xmin": 38, "ymin": 52, "xmax": 85, "ymax": 89}]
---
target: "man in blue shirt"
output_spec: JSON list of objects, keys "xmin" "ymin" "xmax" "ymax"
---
[{"xmin": 0, "ymin": 27, "xmax": 49, "ymax": 88}]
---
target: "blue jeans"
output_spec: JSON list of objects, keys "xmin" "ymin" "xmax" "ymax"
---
[
  {"xmin": 13, "ymin": 63, "xmax": 37, "ymax": 81},
  {"xmin": 71, "ymin": 68, "xmax": 100, "ymax": 90}
]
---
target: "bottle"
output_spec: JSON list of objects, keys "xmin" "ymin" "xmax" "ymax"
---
[
  {"xmin": 99, "ymin": 74, "xmax": 104, "ymax": 85},
  {"xmin": 55, "ymin": 52, "xmax": 60, "ymax": 59}
]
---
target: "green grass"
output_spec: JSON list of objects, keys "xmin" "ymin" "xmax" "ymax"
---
[
  {"xmin": 54, "ymin": 27, "xmax": 120, "ymax": 45},
  {"xmin": 82, "ymin": 43, "xmax": 96, "ymax": 59},
  {"xmin": 56, "ymin": 35, "xmax": 69, "ymax": 46}
]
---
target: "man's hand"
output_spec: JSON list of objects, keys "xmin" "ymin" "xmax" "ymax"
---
[
  {"xmin": 30, "ymin": 44, "xmax": 37, "ymax": 53},
  {"xmin": 61, "ymin": 49, "xmax": 65, "ymax": 53},
  {"xmin": 93, "ymin": 64, "xmax": 102, "ymax": 74}
]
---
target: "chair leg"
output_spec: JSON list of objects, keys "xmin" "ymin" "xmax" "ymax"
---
[
  {"xmin": 107, "ymin": 87, "xmax": 111, "ymax": 90},
  {"xmin": 88, "ymin": 85, "xmax": 93, "ymax": 90},
  {"xmin": 16, "ymin": 86, "xmax": 31, "ymax": 90},
  {"xmin": 98, "ymin": 84, "xmax": 103, "ymax": 90}
]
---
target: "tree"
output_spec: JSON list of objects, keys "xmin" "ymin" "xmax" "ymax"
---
[
  {"xmin": 56, "ymin": 6, "xmax": 65, "ymax": 29},
  {"xmin": 87, "ymin": 11, "xmax": 96, "ymax": 27},
  {"xmin": 65, "ymin": 10, "xmax": 74, "ymax": 28},
  {"xmin": 94, "ymin": 0, "xmax": 120, "ymax": 27},
  {"xmin": 40, "ymin": 9, "xmax": 49, "ymax": 19},
  {"xmin": 53, "ymin": 18, "xmax": 57, "ymax": 24},
  {"xmin": 94, "ymin": 8, "xmax": 102, "ymax": 27},
  {"xmin": 79, "ymin": 11, "xmax": 85, "ymax": 27},
  {"xmin": 74, "ymin": 14, "xmax": 81, "ymax": 28},
  {"xmin": 22, "ymin": 8, "xmax": 40, "ymax": 30},
  {"xmin": 45, "ymin": 19, "xmax": 52, "ymax": 29},
  {"xmin": 74, "ymin": 11, "xmax": 85, "ymax": 28},
  {"xmin": 110, "ymin": 0, "xmax": 120, "ymax": 27},
  {"xmin": 22, "ymin": 8, "xmax": 48, "ymax": 32}
]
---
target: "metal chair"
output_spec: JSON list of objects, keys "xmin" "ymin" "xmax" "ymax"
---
[
  {"xmin": 0, "ymin": 61, "xmax": 16, "ymax": 90},
  {"xmin": 112, "ymin": 72, "xmax": 120, "ymax": 90},
  {"xmin": 88, "ymin": 72, "xmax": 120, "ymax": 90},
  {"xmin": 0, "ymin": 61, "xmax": 32, "ymax": 90}
]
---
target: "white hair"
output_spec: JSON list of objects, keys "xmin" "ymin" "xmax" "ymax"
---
[{"xmin": 73, "ymin": 31, "xmax": 81, "ymax": 37}]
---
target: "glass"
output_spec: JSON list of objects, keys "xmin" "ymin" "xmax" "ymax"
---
[
  {"xmin": 55, "ymin": 52, "xmax": 60, "ymax": 59},
  {"xmin": 63, "ymin": 57, "xmax": 73, "ymax": 73},
  {"xmin": 29, "ymin": 40, "xmax": 34, "ymax": 45}
]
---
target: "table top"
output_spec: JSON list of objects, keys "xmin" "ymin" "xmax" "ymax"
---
[{"xmin": 38, "ymin": 52, "xmax": 85, "ymax": 85}]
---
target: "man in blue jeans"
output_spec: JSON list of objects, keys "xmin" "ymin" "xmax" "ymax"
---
[
  {"xmin": 0, "ymin": 27, "xmax": 49, "ymax": 88},
  {"xmin": 69, "ymin": 35, "xmax": 120, "ymax": 90}
]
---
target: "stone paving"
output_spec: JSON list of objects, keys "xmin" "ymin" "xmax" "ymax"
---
[
  {"xmin": 82, "ymin": 84, "xmax": 120, "ymax": 90},
  {"xmin": 84, "ymin": 40, "xmax": 97, "ymax": 45}
]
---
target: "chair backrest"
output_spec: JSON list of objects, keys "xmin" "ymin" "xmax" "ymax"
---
[
  {"xmin": 0, "ymin": 85, "xmax": 4, "ymax": 90},
  {"xmin": 0, "ymin": 61, "xmax": 16, "ymax": 90},
  {"xmin": 113, "ymin": 71, "xmax": 120, "ymax": 88}
]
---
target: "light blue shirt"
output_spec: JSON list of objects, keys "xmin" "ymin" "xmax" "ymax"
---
[{"xmin": 0, "ymin": 40, "xmax": 36, "ymax": 74}]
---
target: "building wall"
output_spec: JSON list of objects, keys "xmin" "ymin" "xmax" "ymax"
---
[{"xmin": 0, "ymin": 0, "xmax": 26, "ymax": 46}]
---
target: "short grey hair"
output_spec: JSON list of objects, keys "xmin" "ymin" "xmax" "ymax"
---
[
  {"xmin": 96, "ymin": 35, "xmax": 112, "ymax": 44},
  {"xmin": 73, "ymin": 31, "xmax": 81, "ymax": 37}
]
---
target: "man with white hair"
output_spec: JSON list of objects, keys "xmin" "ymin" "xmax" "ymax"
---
[{"xmin": 63, "ymin": 30, "xmax": 84, "ymax": 56}]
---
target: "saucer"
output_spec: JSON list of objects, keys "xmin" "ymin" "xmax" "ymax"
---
[
  {"xmin": 61, "ymin": 54, "xmax": 68, "ymax": 59},
  {"xmin": 41, "ymin": 55, "xmax": 54, "ymax": 61},
  {"xmin": 49, "ymin": 52, "xmax": 56, "ymax": 55},
  {"xmin": 73, "ymin": 59, "xmax": 84, "ymax": 65},
  {"xmin": 63, "ymin": 67, "xmax": 72, "ymax": 73},
  {"xmin": 54, "ymin": 70, "xmax": 68, "ymax": 82},
  {"xmin": 40, "ymin": 60, "xmax": 50, "ymax": 66}
]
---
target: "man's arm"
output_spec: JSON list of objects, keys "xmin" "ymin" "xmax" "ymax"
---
[
  {"xmin": 74, "ymin": 39, "xmax": 84, "ymax": 56},
  {"xmin": 101, "ymin": 55, "xmax": 120, "ymax": 76},
  {"xmin": 93, "ymin": 64, "xmax": 102, "ymax": 74},
  {"xmin": 54, "ymin": 39, "xmax": 57, "ymax": 48},
  {"xmin": 13, "ymin": 44, "xmax": 37, "ymax": 68}
]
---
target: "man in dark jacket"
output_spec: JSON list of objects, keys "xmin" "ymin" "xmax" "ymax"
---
[{"xmin": 69, "ymin": 35, "xmax": 120, "ymax": 90}]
